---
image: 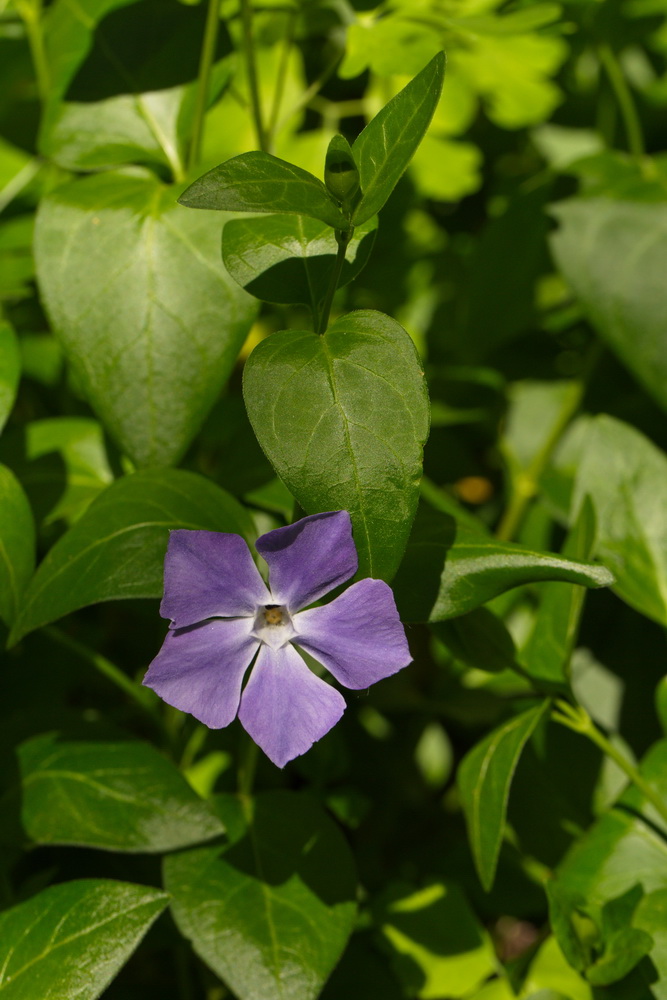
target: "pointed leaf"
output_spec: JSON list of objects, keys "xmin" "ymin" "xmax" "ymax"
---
[
  {"xmin": 393, "ymin": 507, "xmax": 614, "ymax": 623},
  {"xmin": 0, "ymin": 321, "xmax": 20, "ymax": 435},
  {"xmin": 9, "ymin": 468, "xmax": 253, "ymax": 644},
  {"xmin": 34, "ymin": 169, "xmax": 256, "ymax": 468},
  {"xmin": 164, "ymin": 791, "xmax": 357, "ymax": 1000},
  {"xmin": 550, "ymin": 199, "xmax": 667, "ymax": 413},
  {"xmin": 0, "ymin": 465, "xmax": 35, "ymax": 628},
  {"xmin": 179, "ymin": 151, "xmax": 348, "ymax": 229},
  {"xmin": 12, "ymin": 734, "xmax": 225, "ymax": 852},
  {"xmin": 351, "ymin": 52, "xmax": 445, "ymax": 225},
  {"xmin": 222, "ymin": 213, "xmax": 377, "ymax": 309},
  {"xmin": 458, "ymin": 701, "xmax": 551, "ymax": 891},
  {"xmin": 0, "ymin": 879, "xmax": 168, "ymax": 999},
  {"xmin": 243, "ymin": 311, "xmax": 430, "ymax": 580}
]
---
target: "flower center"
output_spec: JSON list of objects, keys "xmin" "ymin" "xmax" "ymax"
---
[{"xmin": 252, "ymin": 603, "xmax": 295, "ymax": 650}]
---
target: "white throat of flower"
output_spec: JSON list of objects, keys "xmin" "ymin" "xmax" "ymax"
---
[{"xmin": 252, "ymin": 603, "xmax": 296, "ymax": 650}]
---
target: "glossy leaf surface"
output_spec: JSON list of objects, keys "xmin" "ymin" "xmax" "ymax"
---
[
  {"xmin": 13, "ymin": 734, "xmax": 224, "ymax": 852},
  {"xmin": 0, "ymin": 465, "xmax": 35, "ymax": 628},
  {"xmin": 0, "ymin": 321, "xmax": 20, "ymax": 434},
  {"xmin": 551, "ymin": 200, "xmax": 667, "ymax": 413},
  {"xmin": 0, "ymin": 879, "xmax": 168, "ymax": 999},
  {"xmin": 351, "ymin": 52, "xmax": 445, "ymax": 224},
  {"xmin": 179, "ymin": 152, "xmax": 348, "ymax": 229},
  {"xmin": 458, "ymin": 701, "xmax": 550, "ymax": 891},
  {"xmin": 572, "ymin": 415, "xmax": 667, "ymax": 627},
  {"xmin": 222, "ymin": 213, "xmax": 377, "ymax": 309},
  {"xmin": 243, "ymin": 311, "xmax": 429, "ymax": 580},
  {"xmin": 392, "ymin": 507, "xmax": 613, "ymax": 623},
  {"xmin": 34, "ymin": 169, "xmax": 256, "ymax": 468},
  {"xmin": 9, "ymin": 468, "xmax": 253, "ymax": 644},
  {"xmin": 164, "ymin": 791, "xmax": 357, "ymax": 1000}
]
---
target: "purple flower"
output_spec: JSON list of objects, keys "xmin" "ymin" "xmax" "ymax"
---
[{"xmin": 143, "ymin": 510, "xmax": 412, "ymax": 767}]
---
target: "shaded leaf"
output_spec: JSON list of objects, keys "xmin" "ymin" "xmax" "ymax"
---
[
  {"xmin": 11, "ymin": 733, "xmax": 225, "ymax": 852},
  {"xmin": 458, "ymin": 701, "xmax": 551, "ymax": 891},
  {"xmin": 0, "ymin": 879, "xmax": 168, "ymax": 999},
  {"xmin": 431, "ymin": 607, "xmax": 519, "ymax": 674},
  {"xmin": 243, "ymin": 310, "xmax": 429, "ymax": 581},
  {"xmin": 34, "ymin": 169, "xmax": 256, "ymax": 468},
  {"xmin": 164, "ymin": 791, "xmax": 357, "ymax": 1000},
  {"xmin": 0, "ymin": 321, "xmax": 20, "ymax": 435},
  {"xmin": 9, "ymin": 468, "xmax": 253, "ymax": 644},
  {"xmin": 0, "ymin": 466, "xmax": 35, "ymax": 628}
]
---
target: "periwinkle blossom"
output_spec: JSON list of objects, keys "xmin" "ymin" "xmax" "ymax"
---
[{"xmin": 143, "ymin": 510, "xmax": 412, "ymax": 767}]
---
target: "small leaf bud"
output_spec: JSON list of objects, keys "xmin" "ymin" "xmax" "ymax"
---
[{"xmin": 325, "ymin": 135, "xmax": 360, "ymax": 211}]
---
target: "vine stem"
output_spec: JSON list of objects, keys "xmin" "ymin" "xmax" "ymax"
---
[
  {"xmin": 237, "ymin": 734, "xmax": 260, "ymax": 796},
  {"xmin": 552, "ymin": 700, "xmax": 667, "ymax": 829},
  {"xmin": 17, "ymin": 0, "xmax": 50, "ymax": 102},
  {"xmin": 265, "ymin": 8, "xmax": 296, "ymax": 152},
  {"xmin": 598, "ymin": 43, "xmax": 645, "ymax": 160},
  {"xmin": 240, "ymin": 0, "xmax": 268, "ymax": 152},
  {"xmin": 188, "ymin": 0, "xmax": 222, "ymax": 172},
  {"xmin": 316, "ymin": 229, "xmax": 351, "ymax": 335}
]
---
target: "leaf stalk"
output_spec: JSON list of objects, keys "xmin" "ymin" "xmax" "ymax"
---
[{"xmin": 189, "ymin": 0, "xmax": 222, "ymax": 172}]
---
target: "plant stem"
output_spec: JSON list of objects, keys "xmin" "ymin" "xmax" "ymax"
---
[
  {"xmin": 44, "ymin": 625, "xmax": 160, "ymax": 721},
  {"xmin": 316, "ymin": 229, "xmax": 351, "ymax": 335},
  {"xmin": 266, "ymin": 9, "xmax": 296, "ymax": 152},
  {"xmin": 237, "ymin": 734, "xmax": 260, "ymax": 796},
  {"xmin": 188, "ymin": 0, "xmax": 222, "ymax": 173},
  {"xmin": 240, "ymin": 0, "xmax": 268, "ymax": 152},
  {"xmin": 552, "ymin": 700, "xmax": 667, "ymax": 829},
  {"xmin": 19, "ymin": 0, "xmax": 50, "ymax": 103},
  {"xmin": 598, "ymin": 43, "xmax": 645, "ymax": 159}
]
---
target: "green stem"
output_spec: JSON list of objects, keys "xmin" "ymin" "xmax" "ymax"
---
[
  {"xmin": 316, "ymin": 228, "xmax": 351, "ymax": 335},
  {"xmin": 240, "ymin": 0, "xmax": 268, "ymax": 152},
  {"xmin": 552, "ymin": 701, "xmax": 667, "ymax": 829},
  {"xmin": 44, "ymin": 625, "xmax": 160, "ymax": 722},
  {"xmin": 265, "ymin": 9, "xmax": 296, "ymax": 152},
  {"xmin": 237, "ymin": 734, "xmax": 260, "ymax": 796},
  {"xmin": 188, "ymin": 0, "xmax": 222, "ymax": 173},
  {"xmin": 598, "ymin": 43, "xmax": 645, "ymax": 159},
  {"xmin": 495, "ymin": 343, "xmax": 601, "ymax": 542},
  {"xmin": 19, "ymin": 1, "xmax": 50, "ymax": 103}
]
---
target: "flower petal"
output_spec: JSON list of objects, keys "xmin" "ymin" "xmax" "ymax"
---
[
  {"xmin": 294, "ymin": 578, "xmax": 412, "ymax": 690},
  {"xmin": 161, "ymin": 529, "xmax": 270, "ymax": 628},
  {"xmin": 256, "ymin": 510, "xmax": 357, "ymax": 611},
  {"xmin": 238, "ymin": 642, "xmax": 346, "ymax": 768},
  {"xmin": 143, "ymin": 618, "xmax": 258, "ymax": 729}
]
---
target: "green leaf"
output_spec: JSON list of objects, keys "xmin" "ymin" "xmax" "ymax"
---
[
  {"xmin": 243, "ymin": 311, "xmax": 429, "ymax": 581},
  {"xmin": 179, "ymin": 152, "xmax": 348, "ymax": 229},
  {"xmin": 373, "ymin": 881, "xmax": 497, "ymax": 998},
  {"xmin": 431, "ymin": 607, "xmax": 519, "ymax": 674},
  {"xmin": 11, "ymin": 733, "xmax": 224, "ymax": 852},
  {"xmin": 550, "ymin": 199, "xmax": 667, "ymax": 413},
  {"xmin": 519, "ymin": 497, "xmax": 597, "ymax": 690},
  {"xmin": 392, "ymin": 507, "xmax": 614, "ymax": 624},
  {"xmin": 34, "ymin": 169, "xmax": 256, "ymax": 469},
  {"xmin": 586, "ymin": 928, "xmax": 653, "ymax": 986},
  {"xmin": 222, "ymin": 213, "xmax": 377, "ymax": 310},
  {"xmin": 0, "ymin": 321, "xmax": 20, "ymax": 435},
  {"xmin": 9, "ymin": 468, "xmax": 253, "ymax": 644},
  {"xmin": 0, "ymin": 465, "xmax": 35, "ymax": 628},
  {"xmin": 458, "ymin": 700, "xmax": 551, "ymax": 891},
  {"xmin": 351, "ymin": 52, "xmax": 445, "ymax": 225},
  {"xmin": 163, "ymin": 791, "xmax": 357, "ymax": 1000},
  {"xmin": 0, "ymin": 879, "xmax": 168, "ymax": 999},
  {"xmin": 572, "ymin": 415, "xmax": 667, "ymax": 626}
]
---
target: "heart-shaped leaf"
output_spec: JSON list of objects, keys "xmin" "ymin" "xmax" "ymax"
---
[
  {"xmin": 243, "ymin": 310, "xmax": 430, "ymax": 580},
  {"xmin": 0, "ymin": 879, "xmax": 167, "ymax": 999},
  {"xmin": 34, "ymin": 169, "xmax": 256, "ymax": 468},
  {"xmin": 164, "ymin": 791, "xmax": 357, "ymax": 1000},
  {"xmin": 9, "ymin": 468, "xmax": 253, "ymax": 644}
]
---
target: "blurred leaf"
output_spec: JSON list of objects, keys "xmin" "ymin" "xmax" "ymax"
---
[
  {"xmin": 458, "ymin": 700, "xmax": 550, "ymax": 891},
  {"xmin": 11, "ymin": 733, "xmax": 224, "ymax": 852},
  {"xmin": 551, "ymin": 199, "xmax": 667, "ymax": 413},
  {"xmin": 0, "ymin": 878, "xmax": 168, "ymax": 999},
  {"xmin": 586, "ymin": 927, "xmax": 653, "ymax": 986},
  {"xmin": 164, "ymin": 791, "xmax": 357, "ymax": 1000},
  {"xmin": 34, "ymin": 169, "xmax": 256, "ymax": 468},
  {"xmin": 9, "ymin": 468, "xmax": 253, "ymax": 644},
  {"xmin": 0, "ymin": 320, "xmax": 19, "ymax": 434},
  {"xmin": 0, "ymin": 465, "xmax": 34, "ymax": 628},
  {"xmin": 374, "ymin": 882, "xmax": 497, "ymax": 997},
  {"xmin": 243, "ymin": 311, "xmax": 429, "ymax": 581},
  {"xmin": 431, "ymin": 607, "xmax": 519, "ymax": 674},
  {"xmin": 572, "ymin": 415, "xmax": 667, "ymax": 626},
  {"xmin": 351, "ymin": 52, "xmax": 445, "ymax": 225},
  {"xmin": 521, "ymin": 937, "xmax": 592, "ymax": 1000},
  {"xmin": 392, "ymin": 507, "xmax": 614, "ymax": 624},
  {"xmin": 222, "ymin": 212, "xmax": 377, "ymax": 309},
  {"xmin": 180, "ymin": 152, "xmax": 347, "ymax": 228},
  {"xmin": 0, "ymin": 216, "xmax": 35, "ymax": 302}
]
